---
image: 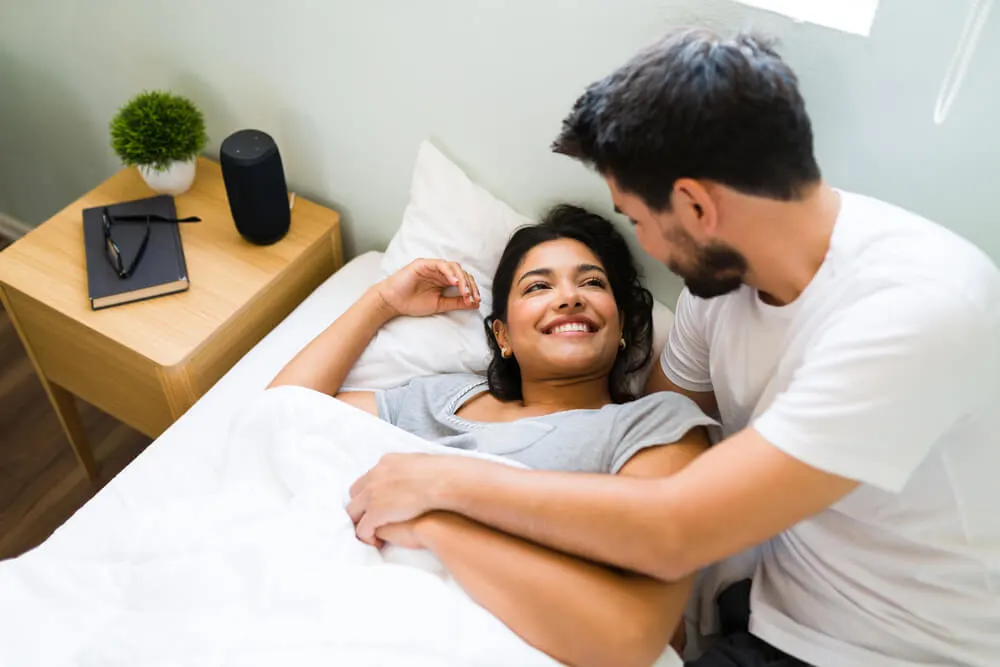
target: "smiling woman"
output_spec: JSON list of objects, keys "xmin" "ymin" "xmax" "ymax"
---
[
  {"xmin": 268, "ymin": 204, "xmax": 718, "ymax": 667},
  {"xmin": 269, "ymin": 203, "xmax": 712, "ymax": 472}
]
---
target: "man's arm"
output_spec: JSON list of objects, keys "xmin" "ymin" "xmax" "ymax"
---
[
  {"xmin": 351, "ymin": 428, "xmax": 858, "ymax": 582},
  {"xmin": 644, "ymin": 361, "xmax": 718, "ymax": 417},
  {"xmin": 646, "ymin": 289, "xmax": 719, "ymax": 415},
  {"xmin": 351, "ymin": 284, "xmax": 984, "ymax": 582},
  {"xmin": 385, "ymin": 434, "xmax": 706, "ymax": 667}
]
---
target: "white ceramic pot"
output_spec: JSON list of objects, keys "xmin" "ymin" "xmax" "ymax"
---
[{"xmin": 138, "ymin": 157, "xmax": 197, "ymax": 195}]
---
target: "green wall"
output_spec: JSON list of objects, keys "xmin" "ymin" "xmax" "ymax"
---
[{"xmin": 1, "ymin": 0, "xmax": 996, "ymax": 305}]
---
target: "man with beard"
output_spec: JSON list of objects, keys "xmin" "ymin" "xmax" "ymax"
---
[{"xmin": 347, "ymin": 29, "xmax": 1000, "ymax": 666}]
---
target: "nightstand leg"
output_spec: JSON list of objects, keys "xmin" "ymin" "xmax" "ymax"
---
[
  {"xmin": 0, "ymin": 286, "xmax": 98, "ymax": 482},
  {"xmin": 46, "ymin": 383, "xmax": 98, "ymax": 481}
]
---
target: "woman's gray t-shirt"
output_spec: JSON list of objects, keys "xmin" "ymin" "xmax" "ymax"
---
[{"xmin": 375, "ymin": 373, "xmax": 717, "ymax": 474}]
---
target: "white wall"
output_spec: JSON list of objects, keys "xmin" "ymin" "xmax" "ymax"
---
[{"xmin": 0, "ymin": 0, "xmax": 997, "ymax": 305}]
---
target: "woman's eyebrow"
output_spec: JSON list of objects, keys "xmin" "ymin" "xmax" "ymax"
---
[
  {"xmin": 517, "ymin": 267, "xmax": 553, "ymax": 285},
  {"xmin": 578, "ymin": 263, "xmax": 607, "ymax": 276}
]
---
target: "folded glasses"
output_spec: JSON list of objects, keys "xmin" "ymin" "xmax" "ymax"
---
[{"xmin": 101, "ymin": 207, "xmax": 201, "ymax": 279}]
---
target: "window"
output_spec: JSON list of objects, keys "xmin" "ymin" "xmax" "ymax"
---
[{"xmin": 733, "ymin": 0, "xmax": 879, "ymax": 36}]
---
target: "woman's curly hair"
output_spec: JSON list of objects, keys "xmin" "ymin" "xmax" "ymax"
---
[{"xmin": 484, "ymin": 204, "xmax": 654, "ymax": 404}]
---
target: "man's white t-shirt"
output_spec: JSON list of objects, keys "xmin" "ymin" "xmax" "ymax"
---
[{"xmin": 662, "ymin": 191, "xmax": 1000, "ymax": 667}]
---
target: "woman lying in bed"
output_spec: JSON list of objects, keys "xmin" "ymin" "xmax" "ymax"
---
[{"xmin": 270, "ymin": 204, "xmax": 715, "ymax": 667}]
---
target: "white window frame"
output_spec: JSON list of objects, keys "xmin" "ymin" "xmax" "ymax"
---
[{"xmin": 732, "ymin": 0, "xmax": 879, "ymax": 36}]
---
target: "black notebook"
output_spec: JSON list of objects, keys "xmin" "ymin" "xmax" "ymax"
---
[{"xmin": 83, "ymin": 195, "xmax": 190, "ymax": 310}]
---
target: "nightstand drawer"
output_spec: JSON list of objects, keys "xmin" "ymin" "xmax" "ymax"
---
[{"xmin": 3, "ymin": 286, "xmax": 174, "ymax": 436}]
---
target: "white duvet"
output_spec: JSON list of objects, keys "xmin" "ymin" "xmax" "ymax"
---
[
  {"xmin": 0, "ymin": 387, "xmax": 683, "ymax": 667},
  {"xmin": 0, "ymin": 387, "xmax": 564, "ymax": 667}
]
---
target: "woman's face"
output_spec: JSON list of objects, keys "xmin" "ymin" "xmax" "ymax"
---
[{"xmin": 498, "ymin": 238, "xmax": 622, "ymax": 382}]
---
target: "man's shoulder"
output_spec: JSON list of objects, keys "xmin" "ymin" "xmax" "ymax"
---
[
  {"xmin": 836, "ymin": 191, "xmax": 997, "ymax": 288},
  {"xmin": 805, "ymin": 277, "xmax": 1000, "ymax": 405},
  {"xmin": 827, "ymin": 191, "xmax": 998, "ymax": 320}
]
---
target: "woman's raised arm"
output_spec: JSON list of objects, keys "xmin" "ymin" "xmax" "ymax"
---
[{"xmin": 268, "ymin": 259, "xmax": 480, "ymax": 414}]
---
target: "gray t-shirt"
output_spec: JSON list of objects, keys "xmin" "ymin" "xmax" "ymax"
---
[{"xmin": 375, "ymin": 373, "xmax": 717, "ymax": 474}]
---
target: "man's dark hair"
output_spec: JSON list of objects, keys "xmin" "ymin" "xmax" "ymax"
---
[
  {"xmin": 552, "ymin": 29, "xmax": 821, "ymax": 210},
  {"xmin": 484, "ymin": 204, "xmax": 654, "ymax": 404}
]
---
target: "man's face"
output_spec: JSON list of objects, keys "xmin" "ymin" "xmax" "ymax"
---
[{"xmin": 607, "ymin": 177, "xmax": 748, "ymax": 299}]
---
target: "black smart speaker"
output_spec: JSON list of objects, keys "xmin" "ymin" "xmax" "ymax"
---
[{"xmin": 220, "ymin": 129, "xmax": 290, "ymax": 245}]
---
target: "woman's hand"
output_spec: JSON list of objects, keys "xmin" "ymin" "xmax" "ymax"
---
[
  {"xmin": 376, "ymin": 259, "xmax": 481, "ymax": 318},
  {"xmin": 268, "ymin": 259, "xmax": 479, "ymax": 398},
  {"xmin": 373, "ymin": 512, "xmax": 445, "ymax": 550}
]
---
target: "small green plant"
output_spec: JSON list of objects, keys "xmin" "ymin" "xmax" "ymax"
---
[{"xmin": 110, "ymin": 90, "xmax": 207, "ymax": 170}]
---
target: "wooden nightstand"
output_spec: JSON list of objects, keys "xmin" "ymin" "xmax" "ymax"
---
[{"xmin": 0, "ymin": 157, "xmax": 342, "ymax": 480}]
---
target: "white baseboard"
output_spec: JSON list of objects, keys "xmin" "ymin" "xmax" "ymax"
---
[{"xmin": 0, "ymin": 212, "xmax": 31, "ymax": 240}]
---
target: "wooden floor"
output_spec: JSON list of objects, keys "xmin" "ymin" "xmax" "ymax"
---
[{"xmin": 0, "ymin": 234, "xmax": 151, "ymax": 560}]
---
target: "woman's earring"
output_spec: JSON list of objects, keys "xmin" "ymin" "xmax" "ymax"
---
[
  {"xmin": 501, "ymin": 347, "xmax": 512, "ymax": 359},
  {"xmin": 619, "ymin": 337, "xmax": 627, "ymax": 350}
]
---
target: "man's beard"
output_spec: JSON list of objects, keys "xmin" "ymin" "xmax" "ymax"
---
[{"xmin": 674, "ymin": 242, "xmax": 748, "ymax": 300}]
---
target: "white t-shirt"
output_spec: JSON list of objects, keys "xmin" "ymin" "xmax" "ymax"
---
[{"xmin": 662, "ymin": 191, "xmax": 1000, "ymax": 667}]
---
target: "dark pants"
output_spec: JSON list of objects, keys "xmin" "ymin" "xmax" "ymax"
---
[{"xmin": 686, "ymin": 580, "xmax": 812, "ymax": 667}]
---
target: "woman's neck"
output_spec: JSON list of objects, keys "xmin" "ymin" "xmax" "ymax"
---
[{"xmin": 518, "ymin": 376, "xmax": 613, "ymax": 413}]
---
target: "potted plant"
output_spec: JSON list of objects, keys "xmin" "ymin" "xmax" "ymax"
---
[{"xmin": 110, "ymin": 90, "xmax": 208, "ymax": 195}]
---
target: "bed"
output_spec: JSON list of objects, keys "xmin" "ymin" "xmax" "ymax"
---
[
  {"xmin": 0, "ymin": 248, "xmax": 688, "ymax": 667},
  {"xmin": 0, "ymin": 142, "xmax": 727, "ymax": 666}
]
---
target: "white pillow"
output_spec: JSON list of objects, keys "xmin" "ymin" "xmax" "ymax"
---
[
  {"xmin": 343, "ymin": 142, "xmax": 531, "ymax": 390},
  {"xmin": 339, "ymin": 140, "xmax": 674, "ymax": 392},
  {"xmin": 381, "ymin": 141, "xmax": 532, "ymax": 311}
]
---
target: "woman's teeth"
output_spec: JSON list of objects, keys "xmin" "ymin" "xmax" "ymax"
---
[{"xmin": 550, "ymin": 322, "xmax": 593, "ymax": 334}]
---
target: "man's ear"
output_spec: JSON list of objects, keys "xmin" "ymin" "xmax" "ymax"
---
[{"xmin": 673, "ymin": 178, "xmax": 718, "ymax": 235}]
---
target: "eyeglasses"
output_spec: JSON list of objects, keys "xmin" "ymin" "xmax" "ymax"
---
[{"xmin": 101, "ymin": 207, "xmax": 201, "ymax": 279}]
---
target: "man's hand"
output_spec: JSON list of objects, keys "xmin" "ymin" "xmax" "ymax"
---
[{"xmin": 347, "ymin": 453, "xmax": 493, "ymax": 545}]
